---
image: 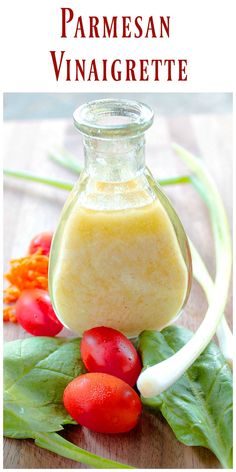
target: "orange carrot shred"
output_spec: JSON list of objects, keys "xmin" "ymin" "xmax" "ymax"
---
[
  {"xmin": 3, "ymin": 306, "xmax": 17, "ymax": 323},
  {"xmin": 3, "ymin": 253, "xmax": 49, "ymax": 323}
]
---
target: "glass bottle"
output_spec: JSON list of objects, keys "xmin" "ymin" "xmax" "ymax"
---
[{"xmin": 49, "ymin": 99, "xmax": 192, "ymax": 336}]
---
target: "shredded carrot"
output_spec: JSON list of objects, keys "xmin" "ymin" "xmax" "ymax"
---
[
  {"xmin": 3, "ymin": 306, "xmax": 17, "ymax": 323},
  {"xmin": 3, "ymin": 253, "xmax": 49, "ymax": 323}
]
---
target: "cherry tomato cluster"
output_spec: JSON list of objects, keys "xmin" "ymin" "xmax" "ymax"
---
[{"xmin": 64, "ymin": 326, "xmax": 142, "ymax": 434}]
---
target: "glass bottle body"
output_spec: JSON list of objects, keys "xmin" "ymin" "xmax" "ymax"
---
[{"xmin": 49, "ymin": 100, "xmax": 192, "ymax": 336}]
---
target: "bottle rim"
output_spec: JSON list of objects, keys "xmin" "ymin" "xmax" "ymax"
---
[{"xmin": 73, "ymin": 98, "xmax": 154, "ymax": 138}]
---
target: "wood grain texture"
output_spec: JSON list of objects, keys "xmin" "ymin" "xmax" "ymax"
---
[{"xmin": 3, "ymin": 113, "xmax": 232, "ymax": 469}]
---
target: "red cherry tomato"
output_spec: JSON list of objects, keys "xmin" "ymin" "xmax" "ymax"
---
[
  {"xmin": 63, "ymin": 372, "xmax": 142, "ymax": 433},
  {"xmin": 81, "ymin": 326, "xmax": 142, "ymax": 386},
  {"xmin": 28, "ymin": 232, "xmax": 53, "ymax": 256},
  {"xmin": 15, "ymin": 289, "xmax": 63, "ymax": 336}
]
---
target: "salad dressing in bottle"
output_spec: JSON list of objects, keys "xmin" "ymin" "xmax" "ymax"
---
[{"xmin": 49, "ymin": 99, "xmax": 192, "ymax": 336}]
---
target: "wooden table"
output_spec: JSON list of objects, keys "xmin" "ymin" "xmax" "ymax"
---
[{"xmin": 3, "ymin": 113, "xmax": 232, "ymax": 469}]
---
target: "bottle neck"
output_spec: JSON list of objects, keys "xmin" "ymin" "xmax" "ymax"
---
[{"xmin": 83, "ymin": 134, "xmax": 145, "ymax": 182}]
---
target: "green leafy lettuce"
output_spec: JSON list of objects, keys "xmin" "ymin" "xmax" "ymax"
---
[{"xmin": 138, "ymin": 326, "xmax": 233, "ymax": 468}]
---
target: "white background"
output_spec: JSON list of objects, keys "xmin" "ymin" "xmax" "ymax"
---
[{"xmin": 1, "ymin": 0, "xmax": 235, "ymax": 92}]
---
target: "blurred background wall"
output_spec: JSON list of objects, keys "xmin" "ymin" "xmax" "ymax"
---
[{"xmin": 4, "ymin": 93, "xmax": 232, "ymax": 120}]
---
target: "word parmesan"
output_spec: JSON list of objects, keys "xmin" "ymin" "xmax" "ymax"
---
[{"xmin": 60, "ymin": 10, "xmax": 171, "ymax": 39}]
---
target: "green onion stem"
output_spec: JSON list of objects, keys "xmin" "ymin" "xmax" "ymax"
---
[
  {"xmin": 48, "ymin": 148, "xmax": 82, "ymax": 174},
  {"xmin": 3, "ymin": 169, "xmax": 73, "ymax": 191},
  {"xmin": 190, "ymin": 241, "xmax": 233, "ymax": 368},
  {"xmin": 48, "ymin": 149, "xmax": 192, "ymax": 187},
  {"xmin": 137, "ymin": 144, "xmax": 232, "ymax": 397},
  {"xmin": 3, "ymin": 168, "xmax": 191, "ymax": 190},
  {"xmin": 35, "ymin": 432, "xmax": 133, "ymax": 469}
]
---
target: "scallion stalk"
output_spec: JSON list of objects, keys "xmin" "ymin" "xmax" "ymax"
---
[
  {"xmin": 3, "ymin": 169, "xmax": 73, "ymax": 191},
  {"xmin": 3, "ymin": 168, "xmax": 191, "ymax": 189},
  {"xmin": 35, "ymin": 432, "xmax": 133, "ymax": 469},
  {"xmin": 48, "ymin": 147, "xmax": 82, "ymax": 174},
  {"xmin": 190, "ymin": 241, "xmax": 233, "ymax": 368},
  {"xmin": 137, "ymin": 144, "xmax": 232, "ymax": 397}
]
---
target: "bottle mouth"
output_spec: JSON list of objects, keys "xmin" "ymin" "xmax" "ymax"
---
[{"xmin": 73, "ymin": 99, "xmax": 154, "ymax": 138}]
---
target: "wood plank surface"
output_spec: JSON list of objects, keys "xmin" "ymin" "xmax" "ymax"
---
[{"xmin": 3, "ymin": 113, "xmax": 233, "ymax": 469}]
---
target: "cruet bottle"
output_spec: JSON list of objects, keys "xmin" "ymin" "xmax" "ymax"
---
[{"xmin": 49, "ymin": 99, "xmax": 192, "ymax": 336}]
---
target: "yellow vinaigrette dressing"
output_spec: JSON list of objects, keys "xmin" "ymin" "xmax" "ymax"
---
[{"xmin": 49, "ymin": 100, "xmax": 192, "ymax": 336}]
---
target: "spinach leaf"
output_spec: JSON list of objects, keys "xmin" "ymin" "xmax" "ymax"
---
[
  {"xmin": 138, "ymin": 326, "xmax": 233, "ymax": 469},
  {"xmin": 4, "ymin": 337, "xmax": 83, "ymax": 437},
  {"xmin": 4, "ymin": 336, "xmax": 133, "ymax": 469}
]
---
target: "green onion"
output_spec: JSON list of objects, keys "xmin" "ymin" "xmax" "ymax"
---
[
  {"xmin": 190, "ymin": 241, "xmax": 233, "ymax": 368},
  {"xmin": 48, "ymin": 147, "xmax": 82, "ymax": 174},
  {"xmin": 3, "ymin": 168, "xmax": 191, "ymax": 190},
  {"xmin": 3, "ymin": 169, "xmax": 73, "ymax": 191},
  {"xmin": 137, "ymin": 144, "xmax": 232, "ymax": 397},
  {"xmin": 35, "ymin": 432, "xmax": 133, "ymax": 469}
]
